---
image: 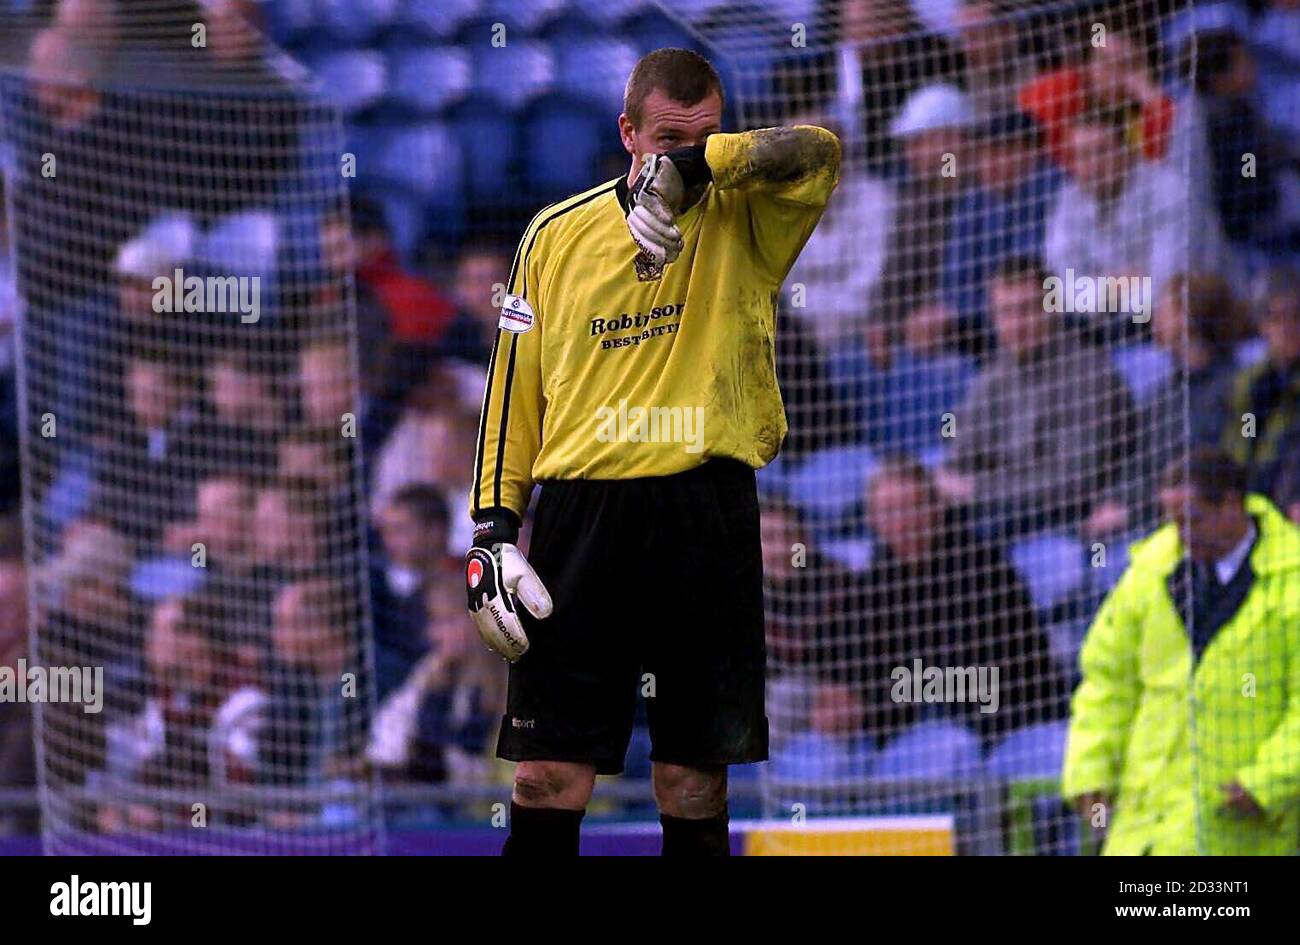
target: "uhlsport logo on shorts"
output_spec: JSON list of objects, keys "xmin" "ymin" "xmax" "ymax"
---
[{"xmin": 499, "ymin": 294, "xmax": 535, "ymax": 333}]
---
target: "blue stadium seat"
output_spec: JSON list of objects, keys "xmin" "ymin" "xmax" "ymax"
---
[
  {"xmin": 1008, "ymin": 531, "xmax": 1087, "ymax": 613},
  {"xmin": 1110, "ymin": 344, "xmax": 1173, "ymax": 405},
  {"xmin": 987, "ymin": 721, "xmax": 1069, "ymax": 781},
  {"xmin": 784, "ymin": 444, "xmax": 877, "ymax": 524},
  {"xmin": 373, "ymin": 123, "xmax": 465, "ymax": 202},
  {"xmin": 263, "ymin": 0, "xmax": 321, "ymax": 44},
  {"xmin": 554, "ymin": 38, "xmax": 640, "ymax": 116},
  {"xmin": 319, "ymin": 0, "xmax": 399, "ymax": 44},
  {"xmin": 388, "ymin": 47, "xmax": 472, "ymax": 114},
  {"xmin": 577, "ymin": 0, "xmax": 655, "ymax": 28},
  {"xmin": 310, "ymin": 49, "xmax": 389, "ymax": 118},
  {"xmin": 445, "ymin": 96, "xmax": 519, "ymax": 203},
  {"xmin": 468, "ymin": 40, "xmax": 555, "ymax": 110},
  {"xmin": 484, "ymin": 0, "xmax": 571, "ymax": 34},
  {"xmin": 402, "ymin": 0, "xmax": 484, "ymax": 41},
  {"xmin": 520, "ymin": 95, "xmax": 608, "ymax": 199},
  {"xmin": 872, "ymin": 721, "xmax": 984, "ymax": 782},
  {"xmin": 618, "ymin": 7, "xmax": 698, "ymax": 55}
]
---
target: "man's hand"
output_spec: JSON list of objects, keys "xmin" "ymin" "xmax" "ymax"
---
[
  {"xmin": 465, "ymin": 542, "xmax": 552, "ymax": 662},
  {"xmin": 626, "ymin": 153, "xmax": 685, "ymax": 268}
]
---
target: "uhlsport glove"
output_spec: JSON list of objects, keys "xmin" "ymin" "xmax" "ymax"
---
[
  {"xmin": 465, "ymin": 514, "xmax": 552, "ymax": 662},
  {"xmin": 626, "ymin": 153, "xmax": 685, "ymax": 269}
]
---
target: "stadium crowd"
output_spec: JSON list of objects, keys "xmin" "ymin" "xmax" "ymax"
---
[{"xmin": 0, "ymin": 0, "xmax": 1297, "ymax": 849}]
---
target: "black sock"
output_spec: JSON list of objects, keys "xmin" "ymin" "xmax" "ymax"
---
[
  {"xmin": 660, "ymin": 811, "xmax": 731, "ymax": 856},
  {"xmin": 501, "ymin": 802, "xmax": 585, "ymax": 857}
]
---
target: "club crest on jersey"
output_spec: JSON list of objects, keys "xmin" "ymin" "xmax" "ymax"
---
[{"xmin": 499, "ymin": 294, "xmax": 535, "ymax": 333}]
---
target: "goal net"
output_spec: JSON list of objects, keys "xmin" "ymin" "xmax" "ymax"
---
[
  {"xmin": 3, "ymin": 2, "xmax": 382, "ymax": 854},
  {"xmin": 675, "ymin": 0, "xmax": 1292, "ymax": 855}
]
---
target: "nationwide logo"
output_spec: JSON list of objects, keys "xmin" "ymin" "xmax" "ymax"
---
[{"xmin": 499, "ymin": 294, "xmax": 535, "ymax": 333}]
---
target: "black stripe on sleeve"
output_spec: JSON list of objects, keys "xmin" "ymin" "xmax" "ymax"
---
[{"xmin": 477, "ymin": 181, "xmax": 619, "ymax": 514}]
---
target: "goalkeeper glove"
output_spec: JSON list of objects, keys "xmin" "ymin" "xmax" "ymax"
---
[
  {"xmin": 465, "ymin": 514, "xmax": 552, "ymax": 663},
  {"xmin": 626, "ymin": 153, "xmax": 685, "ymax": 268}
]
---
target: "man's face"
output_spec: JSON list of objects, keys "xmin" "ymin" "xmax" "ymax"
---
[
  {"xmin": 868, "ymin": 474, "xmax": 938, "ymax": 563},
  {"xmin": 977, "ymin": 137, "xmax": 1034, "ymax": 191},
  {"xmin": 128, "ymin": 361, "xmax": 179, "ymax": 430},
  {"xmin": 299, "ymin": 345, "xmax": 352, "ymax": 424},
  {"xmin": 990, "ymin": 277, "xmax": 1050, "ymax": 357},
  {"xmin": 903, "ymin": 129, "xmax": 964, "ymax": 182},
  {"xmin": 1068, "ymin": 123, "xmax": 1128, "ymax": 192},
  {"xmin": 196, "ymin": 478, "xmax": 253, "ymax": 557},
  {"xmin": 1260, "ymin": 291, "xmax": 1300, "ymax": 367},
  {"xmin": 379, "ymin": 503, "xmax": 443, "ymax": 569},
  {"xmin": 1159, "ymin": 485, "xmax": 1240, "ymax": 563},
  {"xmin": 620, "ymin": 88, "xmax": 722, "ymax": 187}
]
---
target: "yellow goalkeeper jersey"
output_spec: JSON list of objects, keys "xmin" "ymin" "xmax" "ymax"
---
[{"xmin": 471, "ymin": 125, "xmax": 841, "ymax": 521}]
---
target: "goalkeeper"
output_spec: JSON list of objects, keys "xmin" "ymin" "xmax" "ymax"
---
[{"xmin": 465, "ymin": 48, "xmax": 840, "ymax": 856}]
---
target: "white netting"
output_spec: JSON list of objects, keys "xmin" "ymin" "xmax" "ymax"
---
[
  {"xmin": 4, "ymin": 2, "xmax": 382, "ymax": 854},
  {"xmin": 5, "ymin": 0, "xmax": 1299, "ymax": 857}
]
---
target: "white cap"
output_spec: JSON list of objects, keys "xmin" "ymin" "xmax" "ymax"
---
[
  {"xmin": 889, "ymin": 84, "xmax": 973, "ymax": 138},
  {"xmin": 114, "ymin": 212, "xmax": 197, "ymax": 278}
]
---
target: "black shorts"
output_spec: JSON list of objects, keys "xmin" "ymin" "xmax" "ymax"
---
[{"xmin": 496, "ymin": 458, "xmax": 769, "ymax": 775}]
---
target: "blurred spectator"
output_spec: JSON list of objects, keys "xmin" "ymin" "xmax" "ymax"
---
[
  {"xmin": 438, "ymin": 239, "xmax": 513, "ymax": 368},
  {"xmin": 372, "ymin": 399, "xmax": 477, "ymax": 553},
  {"xmin": 187, "ymin": 346, "xmax": 284, "ymax": 478},
  {"xmin": 91, "ymin": 342, "xmax": 195, "ymax": 549},
  {"xmin": 277, "ymin": 425, "xmax": 354, "ymax": 497},
  {"xmin": 351, "ymin": 196, "xmax": 457, "ymax": 346},
  {"xmin": 408, "ymin": 575, "xmax": 506, "ymax": 785},
  {"xmin": 828, "ymin": 302, "xmax": 976, "ymax": 453},
  {"xmin": 38, "ymin": 518, "xmax": 137, "ymax": 824},
  {"xmin": 163, "ymin": 471, "xmax": 257, "ymax": 571},
  {"xmin": 869, "ymin": 83, "xmax": 971, "ymax": 342},
  {"xmin": 1151, "ymin": 272, "xmax": 1241, "ymax": 449},
  {"xmin": 261, "ymin": 579, "xmax": 358, "ymax": 798},
  {"xmin": 369, "ymin": 574, "xmax": 506, "ymax": 787},
  {"xmin": 1222, "ymin": 266, "xmax": 1300, "ymax": 495},
  {"xmin": 1045, "ymin": 105, "xmax": 1233, "ymax": 337},
  {"xmin": 297, "ymin": 337, "xmax": 355, "ymax": 429},
  {"xmin": 1020, "ymin": 24, "xmax": 1173, "ymax": 172},
  {"xmin": 1179, "ymin": 27, "xmax": 1285, "ymax": 246},
  {"xmin": 956, "ymin": 0, "xmax": 1035, "ymax": 119},
  {"xmin": 936, "ymin": 256, "xmax": 1139, "ymax": 535},
  {"xmin": 252, "ymin": 476, "xmax": 328, "ymax": 579},
  {"xmin": 370, "ymin": 483, "xmax": 456, "ymax": 702},
  {"xmin": 943, "ymin": 110, "xmax": 1062, "ymax": 356},
  {"xmin": 833, "ymin": 457, "xmax": 1065, "ymax": 747},
  {"xmin": 760, "ymin": 498, "xmax": 852, "ymax": 673}
]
